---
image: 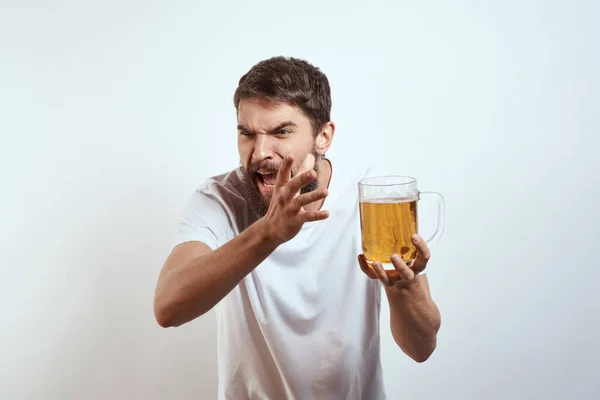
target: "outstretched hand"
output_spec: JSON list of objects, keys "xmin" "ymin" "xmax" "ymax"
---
[
  {"xmin": 358, "ymin": 234, "xmax": 431, "ymax": 289},
  {"xmin": 262, "ymin": 153, "xmax": 329, "ymax": 246}
]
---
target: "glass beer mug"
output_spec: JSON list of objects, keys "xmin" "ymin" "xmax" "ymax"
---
[{"xmin": 358, "ymin": 176, "xmax": 445, "ymax": 272}]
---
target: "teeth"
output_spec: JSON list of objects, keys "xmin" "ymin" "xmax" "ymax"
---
[{"xmin": 256, "ymin": 171, "xmax": 276, "ymax": 187}]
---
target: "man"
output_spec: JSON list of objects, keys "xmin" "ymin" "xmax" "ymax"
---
[{"xmin": 153, "ymin": 56, "xmax": 441, "ymax": 399}]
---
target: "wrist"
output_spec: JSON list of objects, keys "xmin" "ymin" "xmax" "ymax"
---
[
  {"xmin": 386, "ymin": 274, "xmax": 424, "ymax": 296},
  {"xmin": 255, "ymin": 217, "xmax": 282, "ymax": 249}
]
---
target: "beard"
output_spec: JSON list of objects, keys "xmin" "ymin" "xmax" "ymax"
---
[{"xmin": 240, "ymin": 148, "xmax": 321, "ymax": 218}]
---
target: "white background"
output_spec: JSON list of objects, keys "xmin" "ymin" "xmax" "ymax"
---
[{"xmin": 2, "ymin": 0, "xmax": 599, "ymax": 399}]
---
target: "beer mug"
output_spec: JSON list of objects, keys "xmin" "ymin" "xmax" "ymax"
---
[{"xmin": 358, "ymin": 176, "xmax": 445, "ymax": 272}]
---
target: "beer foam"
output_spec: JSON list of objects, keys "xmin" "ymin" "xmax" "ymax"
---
[{"xmin": 360, "ymin": 196, "xmax": 417, "ymax": 204}]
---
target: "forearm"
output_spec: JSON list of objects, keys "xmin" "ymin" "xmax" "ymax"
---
[
  {"xmin": 385, "ymin": 275, "xmax": 441, "ymax": 362},
  {"xmin": 155, "ymin": 218, "xmax": 278, "ymax": 327}
]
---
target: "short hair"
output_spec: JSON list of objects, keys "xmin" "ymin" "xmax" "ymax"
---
[{"xmin": 233, "ymin": 56, "xmax": 332, "ymax": 136}]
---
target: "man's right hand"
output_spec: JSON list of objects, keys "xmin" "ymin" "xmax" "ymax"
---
[
  {"xmin": 261, "ymin": 153, "xmax": 330, "ymax": 246},
  {"xmin": 154, "ymin": 152, "xmax": 330, "ymax": 327}
]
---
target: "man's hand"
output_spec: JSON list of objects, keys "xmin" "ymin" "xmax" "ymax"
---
[
  {"xmin": 261, "ymin": 153, "xmax": 329, "ymax": 246},
  {"xmin": 358, "ymin": 234, "xmax": 431, "ymax": 290},
  {"xmin": 358, "ymin": 234, "xmax": 440, "ymax": 362}
]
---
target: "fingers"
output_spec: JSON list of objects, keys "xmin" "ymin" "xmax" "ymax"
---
[
  {"xmin": 299, "ymin": 153, "xmax": 315, "ymax": 175},
  {"xmin": 286, "ymin": 169, "xmax": 317, "ymax": 197},
  {"xmin": 360, "ymin": 240, "xmax": 429, "ymax": 288},
  {"xmin": 299, "ymin": 210, "xmax": 329, "ymax": 223},
  {"xmin": 372, "ymin": 261, "xmax": 393, "ymax": 286},
  {"xmin": 292, "ymin": 188, "xmax": 328, "ymax": 210},
  {"xmin": 391, "ymin": 254, "xmax": 415, "ymax": 281},
  {"xmin": 412, "ymin": 234, "xmax": 431, "ymax": 260},
  {"xmin": 275, "ymin": 154, "xmax": 294, "ymax": 188},
  {"xmin": 284, "ymin": 153, "xmax": 317, "ymax": 196},
  {"xmin": 358, "ymin": 254, "xmax": 378, "ymax": 279},
  {"xmin": 410, "ymin": 234, "xmax": 431, "ymax": 273}
]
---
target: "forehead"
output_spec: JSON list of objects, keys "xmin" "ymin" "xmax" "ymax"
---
[{"xmin": 237, "ymin": 98, "xmax": 310, "ymax": 129}]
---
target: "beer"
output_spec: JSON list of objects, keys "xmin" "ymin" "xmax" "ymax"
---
[
  {"xmin": 358, "ymin": 175, "xmax": 445, "ymax": 278},
  {"xmin": 359, "ymin": 197, "xmax": 418, "ymax": 270}
]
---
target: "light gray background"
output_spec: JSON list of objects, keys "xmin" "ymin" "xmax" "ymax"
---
[{"xmin": 1, "ymin": 1, "xmax": 599, "ymax": 399}]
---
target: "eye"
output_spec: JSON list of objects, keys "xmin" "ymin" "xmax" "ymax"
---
[
  {"xmin": 239, "ymin": 130, "xmax": 254, "ymax": 137},
  {"xmin": 276, "ymin": 129, "xmax": 290, "ymax": 136}
]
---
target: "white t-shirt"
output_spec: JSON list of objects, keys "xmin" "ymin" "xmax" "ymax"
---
[{"xmin": 174, "ymin": 155, "xmax": 387, "ymax": 400}]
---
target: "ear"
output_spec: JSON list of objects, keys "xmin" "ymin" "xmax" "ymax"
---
[{"xmin": 315, "ymin": 121, "xmax": 335, "ymax": 156}]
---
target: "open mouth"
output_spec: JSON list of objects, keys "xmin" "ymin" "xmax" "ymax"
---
[{"xmin": 256, "ymin": 171, "xmax": 277, "ymax": 188}]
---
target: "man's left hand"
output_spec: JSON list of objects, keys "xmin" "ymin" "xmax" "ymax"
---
[{"xmin": 358, "ymin": 234, "xmax": 431, "ymax": 289}]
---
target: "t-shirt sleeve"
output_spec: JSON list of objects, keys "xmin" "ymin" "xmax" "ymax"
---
[{"xmin": 172, "ymin": 185, "xmax": 233, "ymax": 251}]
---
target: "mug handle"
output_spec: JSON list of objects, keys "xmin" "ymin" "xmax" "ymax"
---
[{"xmin": 418, "ymin": 191, "xmax": 445, "ymax": 246}]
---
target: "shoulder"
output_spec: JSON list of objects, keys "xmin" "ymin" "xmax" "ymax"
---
[
  {"xmin": 184, "ymin": 167, "xmax": 250, "ymax": 214},
  {"xmin": 327, "ymin": 154, "xmax": 385, "ymax": 184},
  {"xmin": 320, "ymin": 155, "xmax": 385, "ymax": 212},
  {"xmin": 195, "ymin": 168, "xmax": 246, "ymax": 200},
  {"xmin": 183, "ymin": 167, "xmax": 253, "ymax": 230},
  {"xmin": 180, "ymin": 168, "xmax": 245, "ymax": 218}
]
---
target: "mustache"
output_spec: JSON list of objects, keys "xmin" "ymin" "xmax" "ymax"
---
[
  {"xmin": 248, "ymin": 161, "xmax": 281, "ymax": 174},
  {"xmin": 243, "ymin": 154, "xmax": 320, "ymax": 176}
]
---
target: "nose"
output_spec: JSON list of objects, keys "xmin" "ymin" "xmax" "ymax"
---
[{"xmin": 251, "ymin": 133, "xmax": 276, "ymax": 162}]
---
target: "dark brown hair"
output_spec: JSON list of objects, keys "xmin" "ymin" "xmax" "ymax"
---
[{"xmin": 233, "ymin": 56, "xmax": 332, "ymax": 136}]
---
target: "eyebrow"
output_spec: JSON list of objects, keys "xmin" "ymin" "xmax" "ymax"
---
[{"xmin": 237, "ymin": 121, "xmax": 298, "ymax": 135}]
